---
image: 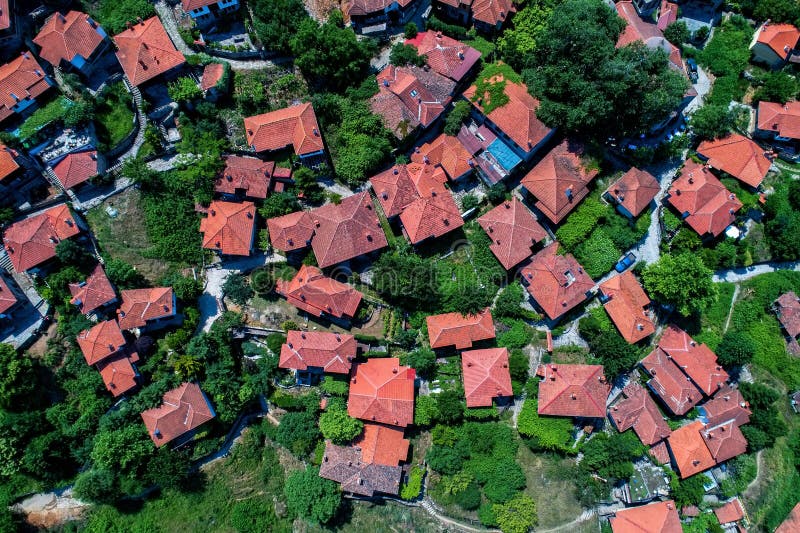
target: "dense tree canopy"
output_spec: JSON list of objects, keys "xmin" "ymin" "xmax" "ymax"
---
[
  {"xmin": 284, "ymin": 467, "xmax": 341, "ymax": 524},
  {"xmin": 0, "ymin": 344, "xmax": 36, "ymax": 411},
  {"xmin": 642, "ymin": 253, "xmax": 718, "ymax": 316},
  {"xmin": 250, "ymin": 0, "xmax": 309, "ymax": 54},
  {"xmin": 318, "ymin": 406, "xmax": 363, "ymax": 444}
]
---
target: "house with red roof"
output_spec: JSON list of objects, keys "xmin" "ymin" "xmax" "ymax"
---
[
  {"xmin": 478, "ymin": 198, "xmax": 547, "ymax": 270},
  {"xmin": 50, "ymin": 150, "xmax": 103, "ymax": 192},
  {"xmin": 370, "ymin": 64, "xmax": 455, "ymax": 140},
  {"xmin": 697, "ymin": 134, "xmax": 771, "ymax": 189},
  {"xmin": 354, "ymin": 422, "xmax": 409, "ymax": 466},
  {"xmin": 33, "ymin": 11, "xmax": 109, "ymax": 75},
  {"xmin": 0, "ymin": 143, "xmax": 20, "ymax": 185},
  {"xmin": 343, "ymin": 0, "xmax": 418, "ymax": 34},
  {"xmin": 667, "ymin": 420, "xmax": 717, "ymax": 478},
  {"xmin": 599, "ymin": 271, "xmax": 656, "ymax": 344},
  {"xmin": 519, "ymin": 242, "xmax": 594, "ymax": 321},
  {"xmin": 698, "ymin": 385, "xmax": 751, "ymax": 428},
  {"xmin": 319, "ymin": 441, "xmax": 404, "ymax": 496},
  {"xmin": 97, "ymin": 351, "xmax": 140, "ymax": 397},
  {"xmin": 701, "ymin": 419, "xmax": 748, "ymax": 464},
  {"xmin": 200, "ymin": 62, "xmax": 228, "ymax": 101},
  {"xmin": 348, "ymin": 357, "xmax": 415, "ymax": 427},
  {"xmin": 2, "ymin": 204, "xmax": 80, "ymax": 273},
  {"xmin": 426, "ymin": 308, "xmax": 495, "ymax": 350},
  {"xmin": 471, "ymin": 0, "xmax": 516, "ymax": 33},
  {"xmin": 113, "ymin": 17, "xmax": 185, "ymax": 87},
  {"xmin": 370, "ymin": 162, "xmax": 448, "ymax": 218},
  {"xmin": 267, "ymin": 211, "xmax": 315, "ymax": 253},
  {"xmin": 609, "ymin": 500, "xmax": 681, "ymax": 533},
  {"xmin": 244, "ymin": 103, "xmax": 326, "ymax": 166},
  {"xmin": 181, "ymin": 0, "xmax": 240, "ymax": 28},
  {"xmin": 279, "ymin": 330, "xmax": 357, "ymax": 384},
  {"xmin": 432, "ymin": 0, "xmax": 474, "ymax": 26},
  {"xmin": 117, "ymin": 287, "xmax": 176, "ymax": 331},
  {"xmin": 399, "ymin": 188, "xmax": 464, "ymax": 244},
  {"xmin": 666, "ymin": 159, "xmax": 742, "ymax": 239},
  {"xmin": 141, "ymin": 382, "xmax": 216, "ymax": 447},
  {"xmin": 0, "ymin": 0, "xmax": 21, "ymax": 53},
  {"xmin": 0, "ymin": 273, "xmax": 21, "ymax": 321},
  {"xmin": 756, "ymin": 101, "xmax": 800, "ymax": 146},
  {"xmin": 715, "ymin": 498, "xmax": 747, "ymax": 529},
  {"xmin": 200, "ymin": 200, "xmax": 256, "ymax": 257},
  {"xmin": 461, "ymin": 347, "xmax": 513, "ymax": 407},
  {"xmin": 751, "ymin": 21, "xmax": 800, "ymax": 68},
  {"xmin": 604, "ymin": 167, "xmax": 660, "ymax": 219},
  {"xmin": 776, "ymin": 502, "xmax": 800, "ymax": 533},
  {"xmin": 69, "ymin": 264, "xmax": 117, "ymax": 316},
  {"xmin": 775, "ymin": 291, "xmax": 800, "ymax": 339},
  {"xmin": 405, "ymin": 31, "xmax": 481, "ymax": 84},
  {"xmin": 0, "ymin": 51, "xmax": 54, "ymax": 125},
  {"xmin": 609, "ymin": 383, "xmax": 671, "ymax": 446},
  {"xmin": 536, "ymin": 363, "xmax": 611, "ymax": 418},
  {"xmin": 275, "ymin": 264, "xmax": 363, "ymax": 322},
  {"xmin": 656, "ymin": 0, "xmax": 679, "ymax": 32},
  {"xmin": 77, "ymin": 319, "xmax": 126, "ymax": 366},
  {"xmin": 214, "ymin": 155, "xmax": 291, "ymax": 201},
  {"xmin": 521, "ymin": 139, "xmax": 599, "ymax": 224},
  {"xmin": 410, "ymin": 134, "xmax": 474, "ymax": 182}
]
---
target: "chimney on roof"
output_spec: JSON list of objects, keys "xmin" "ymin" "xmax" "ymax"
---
[
  {"xmin": 90, "ymin": 152, "xmax": 97, "ymax": 161},
  {"xmin": 22, "ymin": 52, "xmax": 29, "ymax": 60},
  {"xmin": 565, "ymin": 187, "xmax": 573, "ymax": 201},
  {"xmin": 247, "ymin": 211, "xmax": 253, "ymax": 219},
  {"xmin": 381, "ymin": 191, "xmax": 388, "ymax": 200},
  {"xmin": 301, "ymin": 332, "xmax": 306, "ymax": 339},
  {"xmin": 126, "ymin": 21, "xmax": 132, "ymax": 29},
  {"xmin": 108, "ymin": 344, "xmax": 115, "ymax": 351},
  {"xmin": 226, "ymin": 174, "xmax": 232, "ymax": 181},
  {"xmin": 366, "ymin": 233, "xmax": 373, "ymax": 241},
  {"xmin": 383, "ymin": 79, "xmax": 390, "ymax": 88},
  {"xmin": 458, "ymin": 50, "xmax": 464, "ymax": 60},
  {"xmin": 562, "ymin": 300, "xmax": 567, "ymax": 307},
  {"xmin": 707, "ymin": 431, "xmax": 714, "ymax": 439},
  {"xmin": 423, "ymin": 155, "xmax": 430, "ymax": 164},
  {"xmin": 313, "ymin": 128, "xmax": 319, "ymax": 136},
  {"xmin": 210, "ymin": 209, "xmax": 216, "ymax": 216},
  {"xmin": 154, "ymin": 429, "xmax": 161, "ymax": 438},
  {"xmin": 467, "ymin": 361, "xmax": 473, "ymax": 367},
  {"xmin": 392, "ymin": 367, "xmax": 398, "ymax": 373},
  {"xmin": 571, "ymin": 394, "xmax": 576, "ymax": 400},
  {"xmin": 692, "ymin": 459, "xmax": 700, "ymax": 466},
  {"xmin": 49, "ymin": 236, "xmax": 58, "ymax": 244}
]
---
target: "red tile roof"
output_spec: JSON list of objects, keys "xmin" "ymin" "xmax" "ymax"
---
[
  {"xmin": 757, "ymin": 101, "xmax": 800, "ymax": 140},
  {"xmin": 616, "ymin": 1, "xmax": 684, "ymax": 71},
  {"xmin": 657, "ymin": 325, "xmax": 728, "ymax": 396},
  {"xmin": 370, "ymin": 163, "xmax": 448, "ymax": 218},
  {"xmin": 471, "ymin": 0, "xmax": 515, "ymax": 26},
  {"xmin": 657, "ymin": 0, "xmax": 678, "ymax": 32},
  {"xmin": 641, "ymin": 346, "xmax": 704, "ymax": 416},
  {"xmin": 182, "ymin": 0, "xmax": 219, "ymax": 11},
  {"xmin": 667, "ymin": 420, "xmax": 716, "ymax": 478},
  {"xmin": 97, "ymin": 352, "xmax": 139, "ymax": 397},
  {"xmin": 354, "ymin": 422, "xmax": 410, "ymax": 466},
  {"xmin": 478, "ymin": 198, "xmax": 547, "ymax": 270},
  {"xmin": 520, "ymin": 242, "xmax": 594, "ymax": 320},
  {"xmin": 371, "ymin": 65, "xmax": 455, "ymax": 138},
  {"xmin": 537, "ymin": 363, "xmax": 610, "ymax": 418},
  {"xmin": 775, "ymin": 291, "xmax": 800, "ymax": 337},
  {"xmin": 69, "ymin": 264, "xmax": 116, "ymax": 315},
  {"xmin": 141, "ymin": 382, "xmax": 215, "ymax": 446},
  {"xmin": 715, "ymin": 499, "xmax": 745, "ymax": 525},
  {"xmin": 776, "ymin": 502, "xmax": 800, "ymax": 533},
  {"xmin": 667, "ymin": 159, "xmax": 742, "ymax": 238},
  {"xmin": 606, "ymin": 168, "xmax": 660, "ymax": 217},
  {"xmin": 461, "ymin": 347, "xmax": 513, "ymax": 407},
  {"xmin": 410, "ymin": 134, "xmax": 474, "ymax": 181},
  {"xmin": 267, "ymin": 211, "xmax": 315, "ymax": 252},
  {"xmin": 0, "ymin": 52, "xmax": 52, "ymax": 124},
  {"xmin": 0, "ymin": 0, "xmax": 9, "ymax": 32},
  {"xmin": 701, "ymin": 420, "xmax": 748, "ymax": 463},
  {"xmin": 700, "ymin": 385, "xmax": 751, "ymax": 428},
  {"xmin": 77, "ymin": 319, "xmax": 126, "ymax": 366},
  {"xmin": 610, "ymin": 500, "xmax": 682, "ymax": 533},
  {"xmin": 309, "ymin": 192, "xmax": 388, "ymax": 268},
  {"xmin": 215, "ymin": 155, "xmax": 290, "ymax": 200},
  {"xmin": 0, "ymin": 275, "xmax": 17, "ymax": 315},
  {"xmin": 117, "ymin": 287, "xmax": 174, "ymax": 330},
  {"xmin": 463, "ymin": 75, "xmax": 550, "ymax": 153},
  {"xmin": 3, "ymin": 204, "xmax": 80, "ymax": 272},
  {"xmin": 33, "ymin": 11, "xmax": 106, "ymax": 69},
  {"xmin": 279, "ymin": 330, "xmax": 356, "ymax": 374},
  {"xmin": 0, "ymin": 144, "xmax": 20, "ymax": 182},
  {"xmin": 649, "ymin": 440, "xmax": 671, "ymax": 464},
  {"xmin": 319, "ymin": 441, "xmax": 403, "ymax": 496},
  {"xmin": 400, "ymin": 188, "xmax": 463, "ymax": 244},
  {"xmin": 200, "ymin": 62, "xmax": 225, "ymax": 91},
  {"xmin": 697, "ymin": 134, "xmax": 771, "ymax": 188},
  {"xmin": 599, "ymin": 271, "xmax": 656, "ymax": 343},
  {"xmin": 609, "ymin": 383, "xmax": 671, "ymax": 446},
  {"xmin": 275, "ymin": 264, "xmax": 362, "ymax": 319},
  {"xmin": 405, "ymin": 31, "xmax": 481, "ymax": 82},
  {"xmin": 344, "ymin": 0, "xmax": 413, "ymax": 17},
  {"xmin": 348, "ymin": 357, "xmax": 415, "ymax": 427},
  {"xmin": 244, "ymin": 102, "xmax": 324, "ymax": 156},
  {"xmin": 113, "ymin": 17, "xmax": 185, "ymax": 87},
  {"xmin": 200, "ymin": 200, "xmax": 255, "ymax": 256},
  {"xmin": 426, "ymin": 308, "xmax": 495, "ymax": 349},
  {"xmin": 51, "ymin": 150, "xmax": 99, "ymax": 190},
  {"xmin": 521, "ymin": 140, "xmax": 599, "ymax": 224},
  {"xmin": 755, "ymin": 22, "xmax": 800, "ymax": 60}
]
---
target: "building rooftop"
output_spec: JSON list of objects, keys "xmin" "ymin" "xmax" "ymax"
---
[
  {"xmin": 657, "ymin": 325, "xmax": 728, "ymax": 396},
  {"xmin": 536, "ymin": 363, "xmax": 611, "ymax": 418},
  {"xmin": 97, "ymin": 351, "xmax": 139, "ymax": 397},
  {"xmin": 776, "ymin": 291, "xmax": 800, "ymax": 338},
  {"xmin": 200, "ymin": 62, "xmax": 225, "ymax": 91},
  {"xmin": 244, "ymin": 102, "xmax": 324, "ymax": 156},
  {"xmin": 471, "ymin": 0, "xmax": 515, "ymax": 27},
  {"xmin": 69, "ymin": 264, "xmax": 116, "ymax": 315},
  {"xmin": 399, "ymin": 188, "xmax": 463, "ymax": 244},
  {"xmin": 641, "ymin": 346, "xmax": 704, "ymax": 416},
  {"xmin": 609, "ymin": 383, "xmax": 671, "ymax": 446},
  {"xmin": 0, "ymin": 52, "xmax": 52, "ymax": 124},
  {"xmin": 667, "ymin": 420, "xmax": 716, "ymax": 478},
  {"xmin": 478, "ymin": 198, "xmax": 547, "ymax": 271},
  {"xmin": 266, "ymin": 211, "xmax": 315, "ymax": 253},
  {"xmin": 461, "ymin": 347, "xmax": 513, "ymax": 407},
  {"xmin": 697, "ymin": 134, "xmax": 771, "ymax": 188},
  {"xmin": 33, "ymin": 11, "xmax": 106, "ymax": 69},
  {"xmin": 370, "ymin": 163, "xmax": 447, "ymax": 218},
  {"xmin": 77, "ymin": 319, "xmax": 126, "ymax": 366},
  {"xmin": 200, "ymin": 200, "xmax": 255, "ymax": 256},
  {"xmin": 605, "ymin": 167, "xmax": 660, "ymax": 218},
  {"xmin": 410, "ymin": 134, "xmax": 474, "ymax": 181},
  {"xmin": 113, "ymin": 17, "xmax": 185, "ymax": 86},
  {"xmin": 275, "ymin": 264, "xmax": 362, "ymax": 320},
  {"xmin": 757, "ymin": 101, "xmax": 800, "ymax": 140},
  {"xmin": 701, "ymin": 420, "xmax": 748, "ymax": 464},
  {"xmin": 609, "ymin": 500, "xmax": 682, "ymax": 533},
  {"xmin": 599, "ymin": 271, "xmax": 656, "ymax": 344},
  {"xmin": 754, "ymin": 22, "xmax": 800, "ymax": 61},
  {"xmin": 319, "ymin": 441, "xmax": 403, "ymax": 496},
  {"xmin": 520, "ymin": 242, "xmax": 594, "ymax": 320},
  {"xmin": 715, "ymin": 499, "xmax": 745, "ymax": 526},
  {"xmin": 3, "ymin": 204, "xmax": 80, "ymax": 272},
  {"xmin": 405, "ymin": 31, "xmax": 481, "ymax": 82},
  {"xmin": 279, "ymin": 330, "xmax": 356, "ymax": 374},
  {"xmin": 348, "ymin": 357, "xmax": 415, "ymax": 427},
  {"xmin": 117, "ymin": 287, "xmax": 174, "ymax": 330},
  {"xmin": 214, "ymin": 155, "xmax": 291, "ymax": 200},
  {"xmin": 0, "ymin": 144, "xmax": 20, "ymax": 182},
  {"xmin": 354, "ymin": 422, "xmax": 410, "ymax": 466},
  {"xmin": 51, "ymin": 150, "xmax": 99, "ymax": 190},
  {"xmin": 427, "ymin": 308, "xmax": 495, "ymax": 350},
  {"xmin": 776, "ymin": 502, "xmax": 800, "ymax": 533},
  {"xmin": 0, "ymin": 275, "xmax": 17, "ymax": 315},
  {"xmin": 141, "ymin": 382, "xmax": 215, "ymax": 447},
  {"xmin": 700, "ymin": 385, "xmax": 751, "ymax": 428}
]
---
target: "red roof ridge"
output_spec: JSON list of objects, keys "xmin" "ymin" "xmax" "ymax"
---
[
  {"xmin": 347, "ymin": 358, "xmax": 415, "ymax": 427},
  {"xmin": 2, "ymin": 204, "xmax": 80, "ymax": 272},
  {"xmin": 279, "ymin": 330, "xmax": 356, "ymax": 374},
  {"xmin": 33, "ymin": 11, "xmax": 105, "ymax": 69},
  {"xmin": 599, "ymin": 271, "xmax": 656, "ymax": 343},
  {"xmin": 51, "ymin": 150, "xmax": 99, "ymax": 190},
  {"xmin": 478, "ymin": 198, "xmax": 547, "ymax": 270},
  {"xmin": 0, "ymin": 52, "xmax": 52, "ymax": 124},
  {"xmin": 520, "ymin": 242, "xmax": 594, "ymax": 320},
  {"xmin": 609, "ymin": 500, "xmax": 682, "ymax": 533},
  {"xmin": 199, "ymin": 200, "xmax": 256, "ymax": 256},
  {"xmin": 275, "ymin": 264, "xmax": 363, "ymax": 319},
  {"xmin": 69, "ymin": 264, "xmax": 117, "ymax": 315},
  {"xmin": 426, "ymin": 308, "xmax": 495, "ymax": 349},
  {"xmin": 697, "ymin": 134, "xmax": 771, "ymax": 188},
  {"xmin": 141, "ymin": 382, "xmax": 215, "ymax": 446},
  {"xmin": 461, "ymin": 347, "xmax": 513, "ymax": 407},
  {"xmin": 244, "ymin": 102, "xmax": 324, "ymax": 156},
  {"xmin": 668, "ymin": 159, "xmax": 742, "ymax": 237},
  {"xmin": 113, "ymin": 17, "xmax": 185, "ymax": 87},
  {"xmin": 537, "ymin": 363, "xmax": 610, "ymax": 418},
  {"xmin": 77, "ymin": 319, "xmax": 126, "ymax": 366}
]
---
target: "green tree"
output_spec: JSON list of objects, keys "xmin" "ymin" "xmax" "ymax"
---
[
  {"xmin": 92, "ymin": 0, "xmax": 156, "ymax": 34},
  {"xmin": 292, "ymin": 167, "xmax": 325, "ymax": 204},
  {"xmin": 753, "ymin": 71, "xmax": 798, "ymax": 104},
  {"xmin": 716, "ymin": 331, "xmax": 756, "ymax": 368},
  {"xmin": 168, "ymin": 77, "xmax": 202, "ymax": 102},
  {"xmin": 670, "ymin": 470, "xmax": 706, "ymax": 507},
  {"xmin": 390, "ymin": 44, "xmax": 426, "ymax": 67},
  {"xmin": 414, "ymin": 394, "xmax": 439, "ymax": 426},
  {"xmin": 144, "ymin": 447, "xmax": 191, "ymax": 490},
  {"xmin": 258, "ymin": 192, "xmax": 301, "ymax": 219},
  {"xmin": 689, "ymin": 104, "xmax": 740, "ymax": 140},
  {"xmin": 104, "ymin": 258, "xmax": 146, "ymax": 289},
  {"xmin": 250, "ymin": 0, "xmax": 309, "ymax": 54},
  {"xmin": 55, "ymin": 239, "xmax": 87, "ymax": 266},
  {"xmin": 275, "ymin": 412, "xmax": 320, "ymax": 456},
  {"xmin": 664, "ymin": 21, "xmax": 690, "ymax": 46},
  {"xmin": 436, "ymin": 389, "xmax": 465, "ymax": 424},
  {"xmin": 318, "ymin": 407, "xmax": 363, "ymax": 444},
  {"xmin": 73, "ymin": 469, "xmax": 118, "ymax": 504},
  {"xmin": 493, "ymin": 493, "xmax": 538, "ymax": 533},
  {"xmin": 753, "ymin": 0, "xmax": 800, "ymax": 25},
  {"xmin": 284, "ymin": 467, "xmax": 341, "ymax": 524},
  {"xmin": 444, "ymin": 99, "xmax": 472, "ymax": 136},
  {"xmin": 405, "ymin": 22, "xmax": 418, "ymax": 38},
  {"xmin": 223, "ymin": 273, "xmax": 254, "ymax": 305},
  {"xmin": 400, "ymin": 347, "xmax": 437, "ymax": 378},
  {"xmin": 0, "ymin": 344, "xmax": 36, "ymax": 411},
  {"xmin": 642, "ymin": 253, "xmax": 717, "ymax": 316},
  {"xmin": 498, "ymin": 0, "xmax": 558, "ymax": 70},
  {"xmin": 90, "ymin": 425, "xmax": 153, "ymax": 475}
]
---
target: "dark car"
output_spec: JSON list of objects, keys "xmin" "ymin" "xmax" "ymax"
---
[
  {"xmin": 615, "ymin": 252, "xmax": 636, "ymax": 272},
  {"xmin": 686, "ymin": 59, "xmax": 698, "ymax": 83}
]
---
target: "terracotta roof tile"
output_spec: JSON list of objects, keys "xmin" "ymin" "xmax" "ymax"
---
[
  {"xmin": 141, "ymin": 382, "xmax": 215, "ymax": 446},
  {"xmin": 0, "ymin": 144, "xmax": 20, "ymax": 181},
  {"xmin": 51, "ymin": 150, "xmax": 99, "ymax": 190},
  {"xmin": 0, "ymin": 0, "xmax": 9, "ymax": 32},
  {"xmin": 77, "ymin": 319, "xmax": 126, "ymax": 365},
  {"xmin": 701, "ymin": 420, "xmax": 747, "ymax": 463},
  {"xmin": 348, "ymin": 358, "xmax": 415, "ymax": 427},
  {"xmin": 113, "ymin": 17, "xmax": 185, "ymax": 87},
  {"xmin": 537, "ymin": 363, "xmax": 610, "ymax": 418},
  {"xmin": 699, "ymin": 385, "xmax": 751, "ymax": 428},
  {"xmin": 775, "ymin": 291, "xmax": 800, "ymax": 337},
  {"xmin": 370, "ymin": 163, "xmax": 447, "ymax": 218},
  {"xmin": 657, "ymin": 0, "xmax": 678, "ymax": 31},
  {"xmin": 605, "ymin": 168, "xmax": 660, "ymax": 217},
  {"xmin": 667, "ymin": 159, "xmax": 742, "ymax": 238},
  {"xmin": 697, "ymin": 134, "xmax": 771, "ymax": 188},
  {"xmin": 183, "ymin": 0, "xmax": 219, "ymax": 11},
  {"xmin": 617, "ymin": 1, "xmax": 662, "ymax": 46},
  {"xmin": 354, "ymin": 422, "xmax": 409, "ymax": 466},
  {"xmin": 463, "ymin": 75, "xmax": 550, "ymax": 153},
  {"xmin": 0, "ymin": 52, "xmax": 52, "ymax": 124},
  {"xmin": 715, "ymin": 499, "xmax": 745, "ymax": 525},
  {"xmin": 755, "ymin": 22, "xmax": 800, "ymax": 60},
  {"xmin": 600, "ymin": 271, "xmax": 656, "ymax": 343},
  {"xmin": 275, "ymin": 264, "xmax": 362, "ymax": 319},
  {"xmin": 462, "ymin": 347, "xmax": 513, "ymax": 407},
  {"xmin": 267, "ymin": 211, "xmax": 315, "ymax": 252},
  {"xmin": 117, "ymin": 287, "xmax": 174, "ymax": 330},
  {"xmin": 405, "ymin": 31, "xmax": 481, "ymax": 82},
  {"xmin": 400, "ymin": 188, "xmax": 463, "ymax": 244},
  {"xmin": 478, "ymin": 198, "xmax": 546, "ymax": 270},
  {"xmin": 244, "ymin": 102, "xmax": 324, "ymax": 156},
  {"xmin": 641, "ymin": 347, "xmax": 704, "ymax": 416},
  {"xmin": 471, "ymin": 0, "xmax": 515, "ymax": 26},
  {"xmin": 97, "ymin": 352, "xmax": 139, "ymax": 397},
  {"xmin": 344, "ymin": 0, "xmax": 413, "ymax": 17},
  {"xmin": 0, "ymin": 275, "xmax": 17, "ymax": 315},
  {"xmin": 215, "ymin": 155, "xmax": 291, "ymax": 200},
  {"xmin": 610, "ymin": 500, "xmax": 681, "ymax": 533},
  {"xmin": 657, "ymin": 325, "xmax": 728, "ymax": 396},
  {"xmin": 33, "ymin": 11, "xmax": 106, "ymax": 69},
  {"xmin": 69, "ymin": 264, "xmax": 116, "ymax": 315},
  {"xmin": 200, "ymin": 200, "xmax": 255, "ymax": 256},
  {"xmin": 200, "ymin": 62, "xmax": 224, "ymax": 91},
  {"xmin": 309, "ymin": 192, "xmax": 388, "ymax": 268},
  {"xmin": 410, "ymin": 134, "xmax": 474, "ymax": 181},
  {"xmin": 757, "ymin": 101, "xmax": 800, "ymax": 140},
  {"xmin": 279, "ymin": 330, "xmax": 356, "ymax": 374},
  {"xmin": 319, "ymin": 441, "xmax": 403, "ymax": 496},
  {"xmin": 426, "ymin": 308, "xmax": 495, "ymax": 349},
  {"xmin": 776, "ymin": 502, "xmax": 800, "ymax": 533},
  {"xmin": 520, "ymin": 242, "xmax": 594, "ymax": 320},
  {"xmin": 609, "ymin": 383, "xmax": 671, "ymax": 446},
  {"xmin": 667, "ymin": 420, "xmax": 716, "ymax": 478},
  {"xmin": 649, "ymin": 440, "xmax": 670, "ymax": 464},
  {"xmin": 521, "ymin": 140, "xmax": 599, "ymax": 224},
  {"xmin": 2, "ymin": 204, "xmax": 80, "ymax": 272}
]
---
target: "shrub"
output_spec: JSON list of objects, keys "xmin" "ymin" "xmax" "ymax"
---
[
  {"xmin": 414, "ymin": 395, "xmax": 438, "ymax": 426},
  {"xmin": 664, "ymin": 21, "xmax": 690, "ymax": 46},
  {"xmin": 400, "ymin": 347, "xmax": 437, "ymax": 378},
  {"xmin": 318, "ymin": 407, "xmax": 363, "ymax": 444},
  {"xmin": 716, "ymin": 331, "xmax": 755, "ymax": 368},
  {"xmin": 222, "ymin": 273, "xmax": 253, "ymax": 305},
  {"xmin": 400, "ymin": 465, "xmax": 425, "ymax": 500},
  {"xmin": 405, "ymin": 22, "xmax": 418, "ymax": 39},
  {"xmin": 493, "ymin": 493, "xmax": 538, "ymax": 533},
  {"xmin": 284, "ymin": 467, "xmax": 341, "ymax": 524},
  {"xmin": 426, "ymin": 445, "xmax": 464, "ymax": 475},
  {"xmin": 574, "ymin": 228, "xmax": 619, "ymax": 279},
  {"xmin": 487, "ymin": 183, "xmax": 507, "ymax": 205},
  {"xmin": 390, "ymin": 43, "xmax": 426, "ymax": 67},
  {"xmin": 517, "ymin": 399, "xmax": 574, "ymax": 453},
  {"xmin": 275, "ymin": 412, "xmax": 320, "ymax": 456}
]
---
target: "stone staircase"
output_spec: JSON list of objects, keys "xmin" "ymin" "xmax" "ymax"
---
[
  {"xmin": 0, "ymin": 248, "xmax": 14, "ymax": 273},
  {"xmin": 42, "ymin": 167, "xmax": 78, "ymax": 204}
]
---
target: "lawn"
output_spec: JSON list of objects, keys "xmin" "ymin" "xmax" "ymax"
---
[
  {"xmin": 94, "ymin": 82, "xmax": 135, "ymax": 151},
  {"xmin": 691, "ymin": 281, "xmax": 735, "ymax": 349}
]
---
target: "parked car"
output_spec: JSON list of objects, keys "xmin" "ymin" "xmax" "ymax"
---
[
  {"xmin": 615, "ymin": 252, "xmax": 636, "ymax": 272},
  {"xmin": 686, "ymin": 59, "xmax": 698, "ymax": 83}
]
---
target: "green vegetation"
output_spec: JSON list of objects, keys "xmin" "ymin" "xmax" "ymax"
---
[
  {"xmin": 222, "ymin": 273, "xmax": 254, "ymax": 306},
  {"xmin": 390, "ymin": 43, "xmax": 427, "ymax": 67},
  {"xmin": 168, "ymin": 77, "xmax": 202, "ymax": 103},
  {"xmin": 81, "ymin": 0, "xmax": 156, "ymax": 35},
  {"xmin": 470, "ymin": 63, "xmax": 522, "ymax": 114},
  {"xmin": 641, "ymin": 253, "xmax": 717, "ymax": 316},
  {"xmin": 318, "ymin": 403, "xmax": 363, "ymax": 444},
  {"xmin": 17, "ymin": 97, "xmax": 93, "ymax": 142},
  {"xmin": 284, "ymin": 466, "xmax": 341, "ymax": 524},
  {"xmin": 444, "ymin": 99, "xmax": 472, "ymax": 136},
  {"xmin": 517, "ymin": 398, "xmax": 575, "ymax": 453},
  {"xmin": 579, "ymin": 306, "xmax": 646, "ymax": 378},
  {"xmin": 400, "ymin": 465, "xmax": 425, "ymax": 500},
  {"xmin": 574, "ymin": 431, "xmax": 646, "ymax": 505},
  {"xmin": 94, "ymin": 82, "xmax": 134, "ymax": 150},
  {"xmin": 498, "ymin": 0, "xmax": 562, "ymax": 70}
]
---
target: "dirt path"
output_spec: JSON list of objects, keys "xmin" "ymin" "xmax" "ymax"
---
[
  {"xmin": 533, "ymin": 510, "xmax": 596, "ymax": 533},
  {"xmin": 743, "ymin": 450, "xmax": 765, "ymax": 501},
  {"xmin": 723, "ymin": 284, "xmax": 741, "ymax": 334},
  {"xmin": 419, "ymin": 498, "xmax": 499, "ymax": 533}
]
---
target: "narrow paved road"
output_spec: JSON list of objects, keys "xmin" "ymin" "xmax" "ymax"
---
[{"xmin": 712, "ymin": 261, "xmax": 800, "ymax": 283}]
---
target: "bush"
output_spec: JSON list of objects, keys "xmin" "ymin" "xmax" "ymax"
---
[
  {"xmin": 223, "ymin": 273, "xmax": 254, "ymax": 305},
  {"xmin": 461, "ymin": 193, "xmax": 481, "ymax": 212},
  {"xmin": 487, "ymin": 183, "xmax": 507, "ymax": 205},
  {"xmin": 664, "ymin": 21, "xmax": 690, "ymax": 46},
  {"xmin": 275, "ymin": 412, "xmax": 320, "ymax": 456},
  {"xmin": 73, "ymin": 469, "xmax": 118, "ymax": 504},
  {"xmin": 390, "ymin": 43, "xmax": 426, "ymax": 67},
  {"xmin": 400, "ymin": 347, "xmax": 437, "ymax": 378},
  {"xmin": 318, "ymin": 406, "xmax": 363, "ymax": 444},
  {"xmin": 444, "ymin": 100, "xmax": 472, "ymax": 136},
  {"xmin": 400, "ymin": 465, "xmax": 424, "ymax": 500},
  {"xmin": 716, "ymin": 331, "xmax": 756, "ymax": 368},
  {"xmin": 405, "ymin": 22, "xmax": 418, "ymax": 39},
  {"xmin": 493, "ymin": 493, "xmax": 538, "ymax": 533},
  {"xmin": 284, "ymin": 467, "xmax": 341, "ymax": 524},
  {"xmin": 574, "ymin": 228, "xmax": 619, "ymax": 279},
  {"xmin": 517, "ymin": 399, "xmax": 574, "ymax": 453},
  {"xmin": 495, "ymin": 282, "xmax": 538, "ymax": 321}
]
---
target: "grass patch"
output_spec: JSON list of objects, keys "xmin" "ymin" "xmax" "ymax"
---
[
  {"xmin": 470, "ymin": 62, "xmax": 522, "ymax": 114},
  {"xmin": 516, "ymin": 445, "xmax": 585, "ymax": 528},
  {"xmin": 694, "ymin": 282, "xmax": 735, "ymax": 349},
  {"xmin": 95, "ymin": 82, "xmax": 135, "ymax": 151}
]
